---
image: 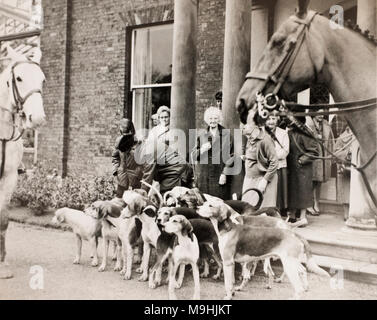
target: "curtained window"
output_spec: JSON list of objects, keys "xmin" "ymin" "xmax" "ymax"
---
[{"xmin": 131, "ymin": 23, "xmax": 173, "ymax": 137}]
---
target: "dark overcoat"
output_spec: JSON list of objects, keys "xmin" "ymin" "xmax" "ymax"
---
[
  {"xmin": 287, "ymin": 128, "xmax": 319, "ymax": 209},
  {"xmin": 192, "ymin": 125, "xmax": 233, "ymax": 199},
  {"xmin": 112, "ymin": 136, "xmax": 154, "ymax": 191}
]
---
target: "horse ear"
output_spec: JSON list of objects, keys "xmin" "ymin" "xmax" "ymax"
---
[
  {"xmin": 0, "ymin": 44, "xmax": 15, "ymax": 69},
  {"xmin": 27, "ymin": 47, "xmax": 42, "ymax": 64},
  {"xmin": 296, "ymin": 0, "xmax": 310, "ymax": 19}
]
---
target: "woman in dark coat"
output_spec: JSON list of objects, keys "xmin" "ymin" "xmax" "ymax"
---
[
  {"xmin": 112, "ymin": 118, "xmax": 155, "ymax": 198},
  {"xmin": 287, "ymin": 118, "xmax": 319, "ymax": 227},
  {"xmin": 192, "ymin": 107, "xmax": 233, "ymax": 200}
]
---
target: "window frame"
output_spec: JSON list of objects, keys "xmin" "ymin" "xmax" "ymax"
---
[{"xmin": 128, "ymin": 21, "xmax": 173, "ymax": 132}]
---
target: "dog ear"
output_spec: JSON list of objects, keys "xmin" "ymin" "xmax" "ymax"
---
[
  {"xmin": 57, "ymin": 213, "xmax": 65, "ymax": 223},
  {"xmin": 182, "ymin": 218, "xmax": 194, "ymax": 241},
  {"xmin": 128, "ymin": 198, "xmax": 145, "ymax": 215},
  {"xmin": 219, "ymin": 203, "xmax": 231, "ymax": 221},
  {"xmin": 143, "ymin": 205, "xmax": 156, "ymax": 218}
]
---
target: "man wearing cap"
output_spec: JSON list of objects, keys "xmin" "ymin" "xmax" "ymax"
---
[{"xmin": 112, "ymin": 118, "xmax": 154, "ymax": 198}]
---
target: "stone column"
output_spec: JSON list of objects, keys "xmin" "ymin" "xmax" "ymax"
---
[
  {"xmin": 221, "ymin": 0, "xmax": 251, "ymax": 199},
  {"xmin": 222, "ymin": 0, "xmax": 251, "ymax": 130},
  {"xmin": 357, "ymin": 0, "xmax": 377, "ymax": 37},
  {"xmin": 250, "ymin": 5, "xmax": 269, "ymax": 69},
  {"xmin": 170, "ymin": 0, "xmax": 197, "ymax": 150},
  {"xmin": 345, "ymin": 0, "xmax": 377, "ymax": 230}
]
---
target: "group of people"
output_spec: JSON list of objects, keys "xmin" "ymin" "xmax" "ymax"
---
[{"xmin": 112, "ymin": 92, "xmax": 355, "ymax": 228}]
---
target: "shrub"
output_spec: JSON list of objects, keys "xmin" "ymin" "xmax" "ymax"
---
[{"xmin": 11, "ymin": 166, "xmax": 116, "ymax": 215}]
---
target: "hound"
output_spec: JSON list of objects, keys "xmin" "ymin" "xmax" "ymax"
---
[
  {"xmin": 163, "ymin": 215, "xmax": 200, "ymax": 300},
  {"xmin": 155, "ymin": 207, "xmax": 222, "ymax": 280},
  {"xmin": 120, "ymin": 181, "xmax": 164, "ymax": 281},
  {"xmin": 197, "ymin": 201, "xmax": 329, "ymax": 300},
  {"xmin": 52, "ymin": 207, "xmax": 102, "ymax": 267},
  {"xmin": 83, "ymin": 200, "xmax": 126, "ymax": 272}
]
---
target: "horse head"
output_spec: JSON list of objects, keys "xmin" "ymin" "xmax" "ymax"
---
[
  {"xmin": 236, "ymin": 0, "xmax": 326, "ymax": 124},
  {"xmin": 0, "ymin": 45, "xmax": 45, "ymax": 129}
]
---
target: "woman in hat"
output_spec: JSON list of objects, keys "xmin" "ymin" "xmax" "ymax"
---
[
  {"xmin": 112, "ymin": 118, "xmax": 154, "ymax": 198},
  {"xmin": 286, "ymin": 116, "xmax": 319, "ymax": 227},
  {"xmin": 265, "ymin": 110, "xmax": 290, "ymax": 215},
  {"xmin": 241, "ymin": 108, "xmax": 278, "ymax": 208}
]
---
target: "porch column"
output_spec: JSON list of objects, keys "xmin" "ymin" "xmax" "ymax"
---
[
  {"xmin": 170, "ymin": 0, "xmax": 197, "ymax": 148},
  {"xmin": 345, "ymin": 0, "xmax": 377, "ymax": 230},
  {"xmin": 357, "ymin": 0, "xmax": 377, "ymax": 37},
  {"xmin": 222, "ymin": 0, "xmax": 251, "ymax": 130},
  {"xmin": 250, "ymin": 5, "xmax": 269, "ymax": 69}
]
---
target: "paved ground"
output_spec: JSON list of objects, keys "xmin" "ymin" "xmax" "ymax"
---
[{"xmin": 1, "ymin": 222, "xmax": 377, "ymax": 300}]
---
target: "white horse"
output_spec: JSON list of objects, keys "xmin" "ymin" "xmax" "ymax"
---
[{"xmin": 0, "ymin": 45, "xmax": 45, "ymax": 279}]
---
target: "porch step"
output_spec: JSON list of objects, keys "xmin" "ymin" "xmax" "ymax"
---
[
  {"xmin": 319, "ymin": 200, "xmax": 343, "ymax": 215},
  {"xmin": 295, "ymin": 214, "xmax": 377, "ymax": 264},
  {"xmin": 313, "ymin": 255, "xmax": 377, "ymax": 285},
  {"xmin": 299, "ymin": 232, "xmax": 377, "ymax": 264}
]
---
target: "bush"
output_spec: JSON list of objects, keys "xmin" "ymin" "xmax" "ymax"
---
[{"xmin": 11, "ymin": 166, "xmax": 116, "ymax": 215}]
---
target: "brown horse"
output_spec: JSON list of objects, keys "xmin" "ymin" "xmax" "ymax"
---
[
  {"xmin": 0, "ymin": 45, "xmax": 45, "ymax": 278},
  {"xmin": 236, "ymin": 1, "xmax": 376, "ymax": 226}
]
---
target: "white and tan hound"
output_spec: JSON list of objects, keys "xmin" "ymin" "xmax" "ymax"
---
[
  {"xmin": 164, "ymin": 215, "xmax": 200, "ymax": 300},
  {"xmin": 197, "ymin": 200, "xmax": 329, "ymax": 300}
]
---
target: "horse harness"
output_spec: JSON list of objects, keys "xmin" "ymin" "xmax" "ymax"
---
[
  {"xmin": 0, "ymin": 60, "xmax": 42, "ymax": 180},
  {"xmin": 244, "ymin": 11, "xmax": 377, "ymax": 209}
]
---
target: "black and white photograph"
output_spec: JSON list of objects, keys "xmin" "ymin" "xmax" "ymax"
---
[{"xmin": 0, "ymin": 0, "xmax": 376, "ymax": 303}]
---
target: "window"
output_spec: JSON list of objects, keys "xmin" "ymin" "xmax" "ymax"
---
[
  {"xmin": 130, "ymin": 23, "xmax": 173, "ymax": 136},
  {"xmin": 0, "ymin": 0, "xmax": 43, "ymax": 36},
  {"xmin": 0, "ymin": 0, "xmax": 43, "ymax": 167}
]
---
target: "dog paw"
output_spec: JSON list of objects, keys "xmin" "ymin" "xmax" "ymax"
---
[
  {"xmin": 135, "ymin": 267, "xmax": 143, "ymax": 274},
  {"xmin": 119, "ymin": 269, "xmax": 126, "ymax": 276},
  {"xmin": 73, "ymin": 259, "xmax": 80, "ymax": 265},
  {"xmin": 212, "ymin": 274, "xmax": 220, "ymax": 280},
  {"xmin": 200, "ymin": 271, "xmax": 209, "ymax": 278},
  {"xmin": 124, "ymin": 272, "xmax": 132, "ymax": 280},
  {"xmin": 223, "ymin": 295, "xmax": 233, "ymax": 300},
  {"xmin": 149, "ymin": 281, "xmax": 157, "ymax": 289},
  {"xmin": 192, "ymin": 294, "xmax": 200, "ymax": 300},
  {"xmin": 114, "ymin": 265, "xmax": 122, "ymax": 272},
  {"xmin": 175, "ymin": 281, "xmax": 183, "ymax": 289},
  {"xmin": 98, "ymin": 265, "xmax": 106, "ymax": 272},
  {"xmin": 91, "ymin": 261, "xmax": 99, "ymax": 267},
  {"xmin": 266, "ymin": 284, "xmax": 272, "ymax": 290},
  {"xmin": 112, "ymin": 255, "xmax": 117, "ymax": 261},
  {"xmin": 138, "ymin": 273, "xmax": 148, "ymax": 282},
  {"xmin": 235, "ymin": 285, "xmax": 243, "ymax": 291}
]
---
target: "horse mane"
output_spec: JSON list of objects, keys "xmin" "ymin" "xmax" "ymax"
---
[{"xmin": 326, "ymin": 13, "xmax": 377, "ymax": 46}]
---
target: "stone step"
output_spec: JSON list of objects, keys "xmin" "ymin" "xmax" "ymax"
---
[
  {"xmin": 319, "ymin": 200, "xmax": 343, "ymax": 215},
  {"xmin": 313, "ymin": 255, "xmax": 377, "ymax": 286},
  {"xmin": 304, "ymin": 234, "xmax": 377, "ymax": 264}
]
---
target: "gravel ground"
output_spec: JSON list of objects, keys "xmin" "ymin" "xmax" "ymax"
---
[{"xmin": 1, "ymin": 222, "xmax": 377, "ymax": 300}]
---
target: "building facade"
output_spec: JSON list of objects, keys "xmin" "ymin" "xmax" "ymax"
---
[{"xmin": 1, "ymin": 0, "xmax": 376, "ymax": 203}]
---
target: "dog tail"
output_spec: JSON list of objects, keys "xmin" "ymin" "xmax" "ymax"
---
[
  {"xmin": 141, "ymin": 180, "xmax": 163, "ymax": 208},
  {"xmin": 241, "ymin": 188, "xmax": 263, "ymax": 211},
  {"xmin": 297, "ymin": 234, "xmax": 330, "ymax": 277}
]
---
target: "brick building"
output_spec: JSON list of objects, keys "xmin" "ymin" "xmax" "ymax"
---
[{"xmin": 1, "ymin": 0, "xmax": 376, "ymax": 217}]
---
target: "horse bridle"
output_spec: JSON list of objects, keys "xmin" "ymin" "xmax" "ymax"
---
[
  {"xmin": 0, "ymin": 60, "xmax": 43, "ymax": 179},
  {"xmin": 243, "ymin": 11, "xmax": 377, "ymax": 210},
  {"xmin": 245, "ymin": 11, "xmax": 318, "ymax": 112}
]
